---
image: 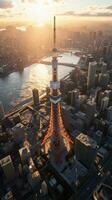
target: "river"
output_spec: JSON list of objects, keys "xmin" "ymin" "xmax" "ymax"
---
[{"xmin": 0, "ymin": 52, "xmax": 79, "ymax": 112}]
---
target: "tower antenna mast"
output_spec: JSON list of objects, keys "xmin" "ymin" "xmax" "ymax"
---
[{"xmin": 54, "ymin": 16, "xmax": 56, "ymax": 48}]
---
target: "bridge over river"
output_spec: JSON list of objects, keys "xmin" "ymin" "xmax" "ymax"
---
[{"xmin": 39, "ymin": 60, "xmax": 78, "ymax": 68}]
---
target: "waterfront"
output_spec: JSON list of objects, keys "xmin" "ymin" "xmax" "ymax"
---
[
  {"xmin": 0, "ymin": 52, "xmax": 79, "ymax": 112},
  {"xmin": 0, "ymin": 8, "xmax": 112, "ymax": 200}
]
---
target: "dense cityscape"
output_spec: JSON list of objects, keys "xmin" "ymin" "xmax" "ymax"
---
[
  {"xmin": 0, "ymin": 1, "xmax": 112, "ymax": 200},
  {"xmin": 0, "ymin": 21, "xmax": 112, "ymax": 76}
]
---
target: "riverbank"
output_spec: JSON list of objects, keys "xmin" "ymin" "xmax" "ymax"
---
[
  {"xmin": 0, "ymin": 60, "xmax": 34, "ymax": 77},
  {"xmin": 0, "ymin": 51, "xmax": 80, "ymax": 112},
  {"xmin": 0, "ymin": 49, "xmax": 81, "ymax": 77},
  {"xmin": 5, "ymin": 92, "xmax": 46, "ymax": 118},
  {"xmin": 0, "ymin": 52, "xmax": 49, "ymax": 77},
  {"xmin": 6, "ymin": 69, "xmax": 72, "ymax": 115}
]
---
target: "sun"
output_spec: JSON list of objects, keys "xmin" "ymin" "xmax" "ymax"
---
[{"xmin": 27, "ymin": 0, "xmax": 52, "ymax": 26}]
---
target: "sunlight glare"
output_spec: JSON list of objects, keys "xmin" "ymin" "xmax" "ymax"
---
[{"xmin": 28, "ymin": 0, "xmax": 52, "ymax": 25}]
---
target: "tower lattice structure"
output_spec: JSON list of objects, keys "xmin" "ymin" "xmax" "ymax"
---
[{"xmin": 42, "ymin": 17, "xmax": 73, "ymax": 163}]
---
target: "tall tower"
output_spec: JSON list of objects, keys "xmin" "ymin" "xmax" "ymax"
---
[
  {"xmin": 87, "ymin": 62, "xmax": 97, "ymax": 90},
  {"xmin": 42, "ymin": 17, "xmax": 73, "ymax": 164}
]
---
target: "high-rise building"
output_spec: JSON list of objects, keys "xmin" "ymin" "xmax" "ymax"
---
[
  {"xmin": 87, "ymin": 62, "xmax": 97, "ymax": 90},
  {"xmin": 0, "ymin": 155, "xmax": 15, "ymax": 182},
  {"xmin": 85, "ymin": 100, "xmax": 96, "ymax": 120},
  {"xmin": 108, "ymin": 125, "xmax": 112, "ymax": 137},
  {"xmin": 4, "ymin": 191, "xmax": 14, "ymax": 200},
  {"xmin": 32, "ymin": 88, "xmax": 39, "ymax": 107},
  {"xmin": 107, "ymin": 106, "xmax": 112, "ymax": 122},
  {"xmin": 94, "ymin": 87, "xmax": 101, "ymax": 103},
  {"xmin": 12, "ymin": 123, "xmax": 25, "ymax": 144},
  {"xmin": 97, "ymin": 91, "xmax": 105, "ymax": 106},
  {"xmin": 19, "ymin": 147, "xmax": 30, "ymax": 164},
  {"xmin": 42, "ymin": 17, "xmax": 73, "ymax": 165},
  {"xmin": 71, "ymin": 89, "xmax": 80, "ymax": 107},
  {"xmin": 46, "ymin": 86, "xmax": 50, "ymax": 99},
  {"xmin": 101, "ymin": 62, "xmax": 107, "ymax": 74},
  {"xmin": 94, "ymin": 130, "xmax": 103, "ymax": 146},
  {"xmin": 98, "ymin": 73, "xmax": 109, "ymax": 87},
  {"xmin": 75, "ymin": 133, "xmax": 97, "ymax": 168},
  {"xmin": 0, "ymin": 101, "xmax": 5, "ymax": 120},
  {"xmin": 100, "ymin": 96, "xmax": 109, "ymax": 112},
  {"xmin": 67, "ymin": 91, "xmax": 72, "ymax": 105}
]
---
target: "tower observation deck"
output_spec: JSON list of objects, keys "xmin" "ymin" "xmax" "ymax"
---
[{"xmin": 42, "ymin": 17, "xmax": 73, "ymax": 164}]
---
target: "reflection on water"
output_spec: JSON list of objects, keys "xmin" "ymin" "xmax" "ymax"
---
[
  {"xmin": 0, "ymin": 52, "xmax": 79, "ymax": 112},
  {"xmin": 0, "ymin": 27, "xmax": 26, "ymax": 32},
  {"xmin": 16, "ymin": 27, "xmax": 26, "ymax": 32}
]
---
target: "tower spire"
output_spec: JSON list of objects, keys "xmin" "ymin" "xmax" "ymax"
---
[{"xmin": 54, "ymin": 16, "xmax": 56, "ymax": 48}]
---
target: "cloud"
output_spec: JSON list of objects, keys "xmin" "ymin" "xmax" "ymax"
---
[
  {"xmin": 54, "ymin": 0, "xmax": 64, "ymax": 2},
  {"xmin": 60, "ymin": 4, "xmax": 112, "ymax": 17},
  {"xmin": 21, "ymin": 0, "xmax": 37, "ymax": 2},
  {"xmin": 106, "ymin": 5, "xmax": 112, "ymax": 9},
  {"xmin": 54, "ymin": 0, "xmax": 63, "ymax": 2},
  {"xmin": 59, "ymin": 11, "xmax": 75, "ymax": 16},
  {"xmin": 0, "ymin": 0, "xmax": 14, "ymax": 9},
  {"xmin": 0, "ymin": 1, "xmax": 112, "ymax": 20}
]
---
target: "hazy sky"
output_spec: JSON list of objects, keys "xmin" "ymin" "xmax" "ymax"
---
[{"xmin": 0, "ymin": 0, "xmax": 112, "ymax": 22}]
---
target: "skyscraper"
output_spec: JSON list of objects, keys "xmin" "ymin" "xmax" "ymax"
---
[
  {"xmin": 32, "ymin": 88, "xmax": 39, "ymax": 107},
  {"xmin": 107, "ymin": 106, "xmax": 112, "ymax": 122},
  {"xmin": 0, "ymin": 101, "xmax": 5, "ymax": 121},
  {"xmin": 76, "ymin": 133, "xmax": 97, "ymax": 168},
  {"xmin": 0, "ymin": 155, "xmax": 15, "ymax": 182},
  {"xmin": 100, "ymin": 96, "xmax": 109, "ymax": 112},
  {"xmin": 87, "ymin": 62, "xmax": 97, "ymax": 90},
  {"xmin": 42, "ymin": 17, "xmax": 73, "ymax": 165}
]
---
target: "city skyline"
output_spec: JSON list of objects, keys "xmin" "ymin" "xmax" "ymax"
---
[
  {"xmin": 0, "ymin": 0, "xmax": 112, "ymax": 24},
  {"xmin": 0, "ymin": 1, "xmax": 112, "ymax": 199}
]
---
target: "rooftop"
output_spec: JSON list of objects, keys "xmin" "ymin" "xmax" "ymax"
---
[
  {"xmin": 62, "ymin": 159, "xmax": 88, "ymax": 185},
  {"xmin": 0, "ymin": 155, "xmax": 12, "ymax": 166},
  {"xmin": 76, "ymin": 133, "xmax": 97, "ymax": 148}
]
